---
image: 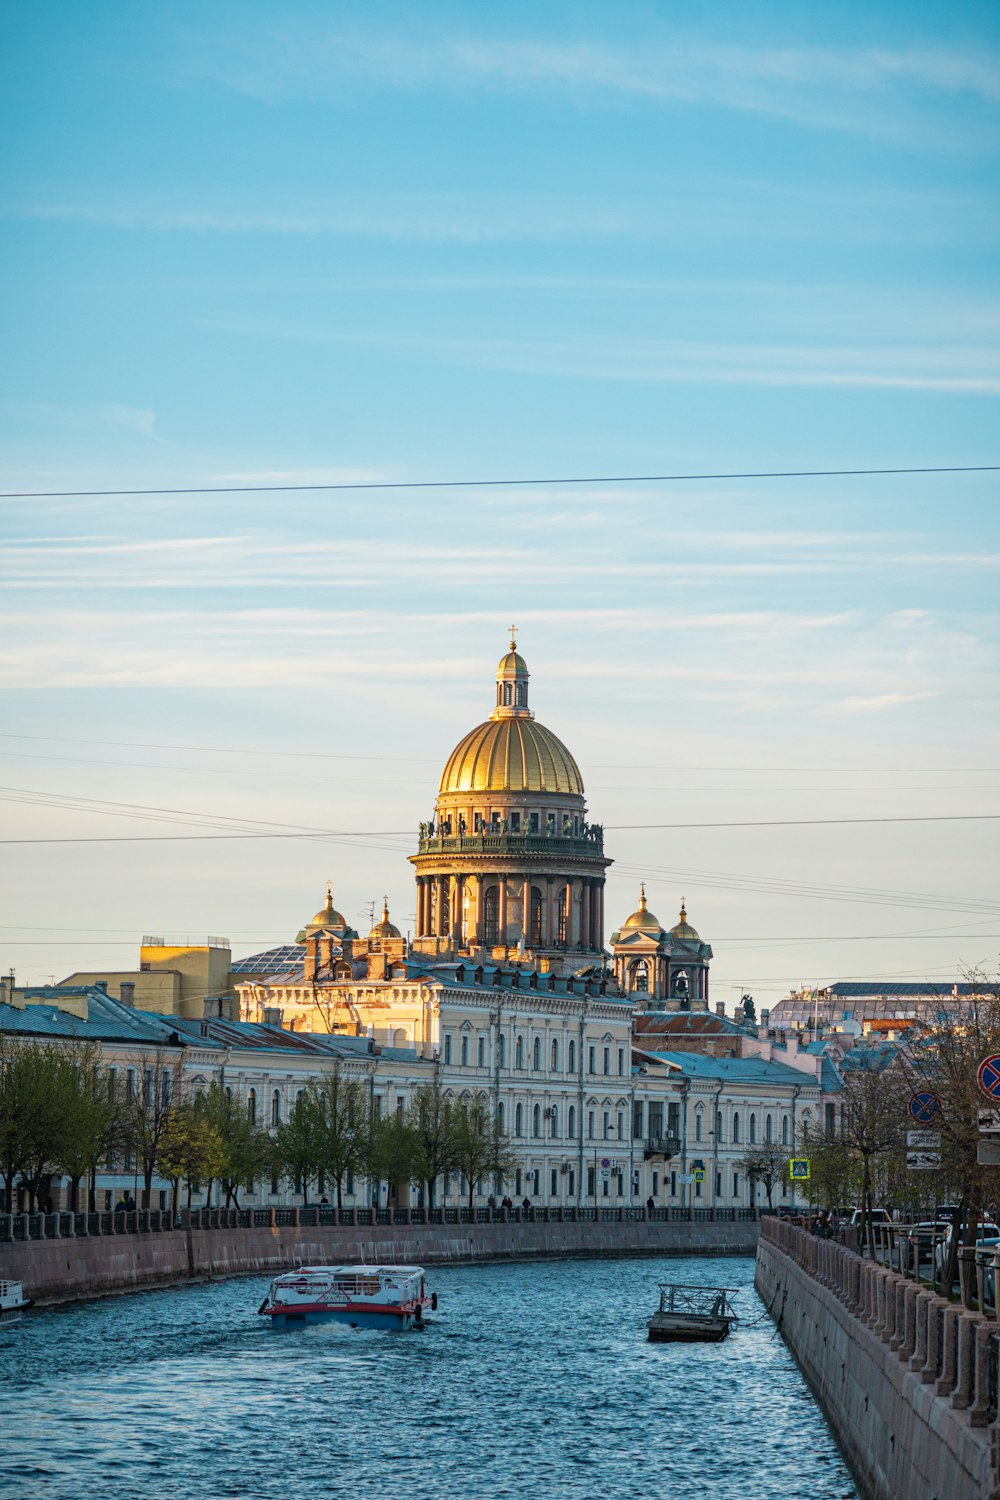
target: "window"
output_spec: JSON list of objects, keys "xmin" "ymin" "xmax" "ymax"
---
[
  {"xmin": 551, "ymin": 1168, "xmax": 559, "ymax": 1197},
  {"xmin": 765, "ymin": 1113, "xmax": 773, "ymax": 1143},
  {"xmin": 528, "ymin": 812, "xmax": 539, "ymax": 834},
  {"xmin": 477, "ymin": 1036, "xmax": 485, "ymax": 1068},
  {"xmin": 695, "ymin": 1178, "xmax": 702, "ymax": 1199},
  {"xmin": 567, "ymin": 1104, "xmax": 576, "ymax": 1139},
  {"xmin": 271, "ymin": 1090, "xmax": 280, "ymax": 1126},
  {"xmin": 529, "ymin": 888, "xmax": 543, "ymax": 945},
  {"xmin": 634, "ymin": 960, "xmax": 649, "ymax": 993},
  {"xmin": 444, "ymin": 1034, "xmax": 453, "ymax": 1065},
  {"xmin": 532, "ymin": 1037, "xmax": 541, "ymax": 1071},
  {"xmin": 550, "ymin": 1038, "xmax": 559, "ymax": 1072},
  {"xmin": 396, "ymin": 1095, "xmax": 405, "ymax": 1118},
  {"xmin": 568, "ymin": 1039, "xmax": 576, "ymax": 1073},
  {"xmin": 602, "ymin": 1046, "xmax": 610, "ymax": 1076},
  {"xmin": 515, "ymin": 1103, "xmax": 524, "ymax": 1137},
  {"xmin": 749, "ymin": 1113, "xmax": 757, "ymax": 1144},
  {"xmin": 497, "ymin": 1101, "xmax": 505, "ymax": 1131},
  {"xmin": 588, "ymin": 1045, "xmax": 596, "ymax": 1074},
  {"xmin": 617, "ymin": 1111, "xmax": 624, "ymax": 1141},
  {"xmin": 670, "ymin": 1171, "xmax": 677, "ymax": 1196},
  {"xmin": 532, "ymin": 1104, "xmax": 541, "ymax": 1138},
  {"xmin": 271, "ymin": 1171, "xmax": 280, "ymax": 1195},
  {"xmin": 602, "ymin": 1110, "xmax": 610, "ymax": 1139},
  {"xmin": 483, "ymin": 886, "xmax": 499, "ymax": 945},
  {"xmin": 649, "ymin": 1101, "xmax": 663, "ymax": 1138},
  {"xmin": 587, "ymin": 1166, "xmax": 596, "ymax": 1197},
  {"xmin": 617, "ymin": 1047, "xmax": 625, "ymax": 1076},
  {"xmin": 588, "ymin": 1109, "xmax": 595, "ymax": 1139},
  {"xmin": 247, "ymin": 1088, "xmax": 256, "ymax": 1125},
  {"xmin": 652, "ymin": 1171, "xmax": 659, "ymax": 1196},
  {"xmin": 733, "ymin": 1173, "xmax": 740, "ymax": 1196},
  {"xmin": 695, "ymin": 1111, "xmax": 703, "ymax": 1143},
  {"xmin": 716, "ymin": 1109, "xmax": 723, "ymax": 1139},
  {"xmin": 510, "ymin": 811, "xmax": 521, "ymax": 833},
  {"xmin": 498, "ymin": 1034, "xmax": 506, "ymax": 1069},
  {"xmin": 460, "ymin": 1035, "xmax": 469, "ymax": 1067},
  {"xmin": 550, "ymin": 1106, "xmax": 559, "ymax": 1138},
  {"xmin": 515, "ymin": 1035, "xmax": 524, "ymax": 1069},
  {"xmin": 633, "ymin": 1101, "xmax": 643, "ymax": 1139},
  {"xmin": 732, "ymin": 1113, "xmax": 740, "ymax": 1144},
  {"xmin": 782, "ymin": 1114, "xmax": 790, "ymax": 1145},
  {"xmin": 715, "ymin": 1172, "xmax": 722, "ymax": 1197}
]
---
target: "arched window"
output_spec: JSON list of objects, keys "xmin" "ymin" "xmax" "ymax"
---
[
  {"xmin": 695, "ymin": 1109, "xmax": 703, "ymax": 1143},
  {"xmin": 550, "ymin": 1106, "xmax": 559, "ymax": 1138},
  {"xmin": 781, "ymin": 1114, "xmax": 789, "ymax": 1146},
  {"xmin": 271, "ymin": 1090, "xmax": 280, "ymax": 1126},
  {"xmin": 497, "ymin": 1101, "xmax": 505, "ymax": 1131},
  {"xmin": 529, "ymin": 887, "xmax": 543, "ymax": 946},
  {"xmin": 225, "ymin": 1085, "xmax": 233, "ymax": 1104},
  {"xmin": 765, "ymin": 1112, "xmax": 773, "ymax": 1143},
  {"xmin": 532, "ymin": 1036, "xmax": 541, "ymax": 1071},
  {"xmin": 551, "ymin": 1038, "xmax": 559, "ymax": 1072},
  {"xmin": 483, "ymin": 885, "xmax": 499, "ymax": 945},
  {"xmin": 749, "ymin": 1112, "xmax": 757, "ymax": 1144},
  {"xmin": 515, "ymin": 1035, "xmax": 524, "ymax": 1069},
  {"xmin": 460, "ymin": 1035, "xmax": 469, "ymax": 1067},
  {"xmin": 498, "ymin": 1033, "xmax": 506, "ymax": 1069},
  {"xmin": 247, "ymin": 1088, "xmax": 256, "ymax": 1125},
  {"xmin": 568, "ymin": 1039, "xmax": 576, "ymax": 1073},
  {"xmin": 514, "ymin": 1103, "xmax": 523, "ymax": 1137},
  {"xmin": 532, "ymin": 1103, "xmax": 541, "ymax": 1138},
  {"xmin": 802, "ymin": 1110, "xmax": 812, "ymax": 1141},
  {"xmin": 716, "ymin": 1109, "xmax": 723, "ymax": 1139},
  {"xmin": 567, "ymin": 1104, "xmax": 576, "ymax": 1139},
  {"xmin": 732, "ymin": 1113, "xmax": 740, "ymax": 1144},
  {"xmin": 634, "ymin": 960, "xmax": 649, "ymax": 993}
]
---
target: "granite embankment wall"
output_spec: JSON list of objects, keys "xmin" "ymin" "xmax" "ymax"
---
[
  {"xmin": 756, "ymin": 1218, "xmax": 999, "ymax": 1500},
  {"xmin": 5, "ymin": 1212, "xmax": 758, "ymax": 1306}
]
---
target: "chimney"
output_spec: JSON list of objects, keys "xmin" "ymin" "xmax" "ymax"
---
[
  {"xmin": 119, "ymin": 981, "xmax": 135, "ymax": 1008},
  {"xmin": 715, "ymin": 1001, "xmax": 725, "ymax": 1017},
  {"xmin": 94, "ymin": 981, "xmax": 108, "ymax": 995},
  {"xmin": 761, "ymin": 1008, "xmax": 770, "ymax": 1027},
  {"xmin": 262, "ymin": 1007, "xmax": 284, "ymax": 1029}
]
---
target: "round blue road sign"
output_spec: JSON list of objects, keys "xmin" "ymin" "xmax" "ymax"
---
[
  {"xmin": 978, "ymin": 1056, "xmax": 1000, "ymax": 1100},
  {"xmin": 908, "ymin": 1091, "xmax": 942, "ymax": 1124}
]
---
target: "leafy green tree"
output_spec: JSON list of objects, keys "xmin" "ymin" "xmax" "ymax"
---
[
  {"xmin": 275, "ymin": 1091, "xmax": 323, "ymax": 1202},
  {"xmin": 199, "ymin": 1083, "xmax": 275, "ymax": 1209},
  {"xmin": 408, "ymin": 1083, "xmax": 457, "ymax": 1208},
  {"xmin": 158, "ymin": 1102, "xmax": 226, "ymax": 1217},
  {"xmin": 121, "ymin": 1050, "xmax": 183, "ymax": 1205},
  {"xmin": 367, "ymin": 1109, "xmax": 416, "ymax": 1206},
  {"xmin": 451, "ymin": 1095, "xmax": 517, "ymax": 1209},
  {"xmin": 305, "ymin": 1070, "xmax": 370, "ymax": 1208},
  {"xmin": 57, "ymin": 1048, "xmax": 118, "ymax": 1212}
]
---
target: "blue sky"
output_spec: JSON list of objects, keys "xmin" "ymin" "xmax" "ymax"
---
[{"xmin": 2, "ymin": 1, "xmax": 999, "ymax": 1001}]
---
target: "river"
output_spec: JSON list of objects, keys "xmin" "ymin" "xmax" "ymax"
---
[{"xmin": 0, "ymin": 1254, "xmax": 857, "ymax": 1499}]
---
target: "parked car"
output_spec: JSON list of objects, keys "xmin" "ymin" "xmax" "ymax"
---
[
  {"xmin": 933, "ymin": 1223, "xmax": 1000, "ymax": 1275},
  {"xmin": 905, "ymin": 1221, "xmax": 950, "ymax": 1262},
  {"xmin": 849, "ymin": 1207, "xmax": 892, "ymax": 1227}
]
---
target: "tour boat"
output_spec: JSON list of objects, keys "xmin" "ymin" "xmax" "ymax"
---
[
  {"xmin": 258, "ymin": 1264, "xmax": 436, "ymax": 1330},
  {"xmin": 0, "ymin": 1278, "xmax": 33, "ymax": 1326},
  {"xmin": 647, "ymin": 1283, "xmax": 738, "ymax": 1343}
]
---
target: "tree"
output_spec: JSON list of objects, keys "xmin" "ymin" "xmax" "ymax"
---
[
  {"xmin": 275, "ymin": 1092, "xmax": 322, "ymax": 1203},
  {"xmin": 158, "ymin": 1102, "xmax": 225, "ymax": 1217},
  {"xmin": 740, "ymin": 1142, "xmax": 787, "ymax": 1210},
  {"xmin": 408, "ymin": 1083, "xmax": 457, "ymax": 1208},
  {"xmin": 451, "ymin": 1095, "xmax": 517, "ymax": 1209},
  {"xmin": 836, "ymin": 1050, "xmax": 909, "ymax": 1254},
  {"xmin": 306, "ymin": 1070, "xmax": 370, "ymax": 1208},
  {"xmin": 57, "ymin": 1047, "xmax": 118, "ymax": 1213},
  {"xmin": 368, "ymin": 1109, "xmax": 416, "ymax": 1206},
  {"xmin": 200, "ymin": 1083, "xmax": 275, "ymax": 1209},
  {"xmin": 121, "ymin": 1050, "xmax": 183, "ymax": 1205}
]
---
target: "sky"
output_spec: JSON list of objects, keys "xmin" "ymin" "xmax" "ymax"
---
[{"xmin": 1, "ymin": 1, "xmax": 999, "ymax": 1007}]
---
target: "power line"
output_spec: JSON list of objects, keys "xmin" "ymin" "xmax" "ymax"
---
[
  {"xmin": 607, "ymin": 813, "xmax": 1000, "ymax": 830},
  {"xmin": 3, "ymin": 462, "xmax": 998, "ymax": 500}
]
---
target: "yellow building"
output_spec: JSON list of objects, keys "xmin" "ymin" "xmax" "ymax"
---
[{"xmin": 61, "ymin": 935, "xmax": 234, "ymax": 1020}]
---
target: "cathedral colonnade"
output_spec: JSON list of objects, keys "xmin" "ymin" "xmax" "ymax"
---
[{"xmin": 414, "ymin": 873, "xmax": 605, "ymax": 952}]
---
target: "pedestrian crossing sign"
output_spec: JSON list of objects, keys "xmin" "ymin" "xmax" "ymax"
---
[
  {"xmin": 789, "ymin": 1158, "xmax": 810, "ymax": 1180},
  {"xmin": 692, "ymin": 1169, "xmax": 705, "ymax": 1183}
]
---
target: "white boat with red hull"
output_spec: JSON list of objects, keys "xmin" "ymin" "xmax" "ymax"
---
[{"xmin": 258, "ymin": 1264, "xmax": 436, "ymax": 1330}]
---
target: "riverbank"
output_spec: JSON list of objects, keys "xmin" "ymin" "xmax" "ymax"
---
[
  {"xmin": 7, "ymin": 1215, "xmax": 759, "ymax": 1306},
  {"xmin": 756, "ymin": 1217, "xmax": 997, "ymax": 1500}
]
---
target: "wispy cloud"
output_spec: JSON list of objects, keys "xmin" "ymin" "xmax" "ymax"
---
[
  {"xmin": 821, "ymin": 690, "xmax": 939, "ymax": 718},
  {"xmin": 104, "ymin": 404, "xmax": 158, "ymax": 439}
]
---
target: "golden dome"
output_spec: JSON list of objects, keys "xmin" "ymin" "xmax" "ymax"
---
[
  {"xmin": 308, "ymin": 880, "xmax": 348, "ymax": 931},
  {"xmin": 369, "ymin": 898, "xmax": 401, "ymax": 941},
  {"xmin": 670, "ymin": 900, "xmax": 700, "ymax": 941},
  {"xmin": 623, "ymin": 884, "xmax": 661, "ymax": 932},
  {"xmin": 497, "ymin": 648, "xmax": 528, "ymax": 677},
  {"xmin": 440, "ymin": 715, "xmax": 584, "ymax": 796}
]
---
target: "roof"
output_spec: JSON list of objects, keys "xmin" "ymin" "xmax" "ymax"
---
[
  {"xmin": 149, "ymin": 1014, "xmax": 422, "ymax": 1063},
  {"xmin": 1, "ymin": 987, "xmax": 189, "ymax": 1046},
  {"xmin": 230, "ymin": 944, "xmax": 306, "ymax": 974},
  {"xmin": 647, "ymin": 1050, "xmax": 822, "ymax": 1089},
  {"xmin": 439, "ymin": 714, "xmax": 584, "ymax": 796}
]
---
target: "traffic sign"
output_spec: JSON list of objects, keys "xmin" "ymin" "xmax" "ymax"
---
[
  {"xmin": 907, "ymin": 1130, "xmax": 941, "ymax": 1149},
  {"xmin": 600, "ymin": 1157, "xmax": 611, "ymax": 1169},
  {"xmin": 789, "ymin": 1158, "xmax": 810, "ymax": 1180},
  {"xmin": 692, "ymin": 1168, "xmax": 705, "ymax": 1183},
  {"xmin": 908, "ymin": 1092, "xmax": 942, "ymax": 1124},
  {"xmin": 906, "ymin": 1150, "xmax": 941, "ymax": 1171},
  {"xmin": 978, "ymin": 1109, "xmax": 1000, "ymax": 1134},
  {"xmin": 978, "ymin": 1055, "xmax": 1000, "ymax": 1101}
]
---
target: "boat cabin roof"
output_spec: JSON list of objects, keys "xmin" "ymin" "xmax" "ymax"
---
[{"xmin": 286, "ymin": 1264, "xmax": 424, "ymax": 1277}]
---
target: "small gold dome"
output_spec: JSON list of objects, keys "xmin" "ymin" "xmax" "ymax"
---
[
  {"xmin": 308, "ymin": 880, "xmax": 348, "ymax": 931},
  {"xmin": 623, "ymin": 884, "xmax": 661, "ymax": 932},
  {"xmin": 439, "ymin": 715, "xmax": 584, "ymax": 795},
  {"xmin": 497, "ymin": 648, "xmax": 528, "ymax": 677},
  {"xmin": 670, "ymin": 900, "xmax": 700, "ymax": 941},
  {"xmin": 370, "ymin": 898, "xmax": 401, "ymax": 941}
]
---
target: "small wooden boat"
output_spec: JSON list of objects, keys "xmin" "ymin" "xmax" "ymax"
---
[
  {"xmin": 0, "ymin": 1278, "xmax": 33, "ymax": 1326},
  {"xmin": 647, "ymin": 1283, "xmax": 738, "ymax": 1343},
  {"xmin": 258, "ymin": 1264, "xmax": 436, "ymax": 1330}
]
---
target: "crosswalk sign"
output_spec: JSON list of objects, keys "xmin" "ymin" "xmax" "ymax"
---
[
  {"xmin": 692, "ymin": 1168, "xmax": 705, "ymax": 1183},
  {"xmin": 789, "ymin": 1158, "xmax": 810, "ymax": 1180}
]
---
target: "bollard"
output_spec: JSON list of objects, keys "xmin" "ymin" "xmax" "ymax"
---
[
  {"xmin": 936, "ymin": 1304, "xmax": 961, "ymax": 1397},
  {"xmin": 908, "ymin": 1289, "xmax": 932, "ymax": 1372},
  {"xmin": 920, "ymin": 1297, "xmax": 947, "ymax": 1384},
  {"xmin": 951, "ymin": 1311, "xmax": 979, "ymax": 1410},
  {"xmin": 895, "ymin": 1282, "xmax": 919, "ymax": 1359},
  {"xmin": 969, "ymin": 1322, "xmax": 994, "ymax": 1427}
]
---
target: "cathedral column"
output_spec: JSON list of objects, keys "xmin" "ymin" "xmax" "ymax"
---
[
  {"xmin": 563, "ymin": 880, "xmax": 572, "ymax": 946},
  {"xmin": 474, "ymin": 876, "xmax": 484, "ymax": 946},
  {"xmin": 498, "ymin": 876, "xmax": 508, "ymax": 947},
  {"xmin": 416, "ymin": 878, "xmax": 424, "ymax": 936},
  {"xmin": 580, "ymin": 879, "xmax": 590, "ymax": 949},
  {"xmin": 522, "ymin": 874, "xmax": 531, "ymax": 946},
  {"xmin": 544, "ymin": 878, "xmax": 555, "ymax": 945},
  {"xmin": 437, "ymin": 876, "xmax": 449, "ymax": 937},
  {"xmin": 452, "ymin": 875, "xmax": 465, "ymax": 944}
]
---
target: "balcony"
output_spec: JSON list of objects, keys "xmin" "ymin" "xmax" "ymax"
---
[
  {"xmin": 643, "ymin": 1136, "xmax": 682, "ymax": 1158},
  {"xmin": 415, "ymin": 829, "xmax": 604, "ymax": 859}
]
